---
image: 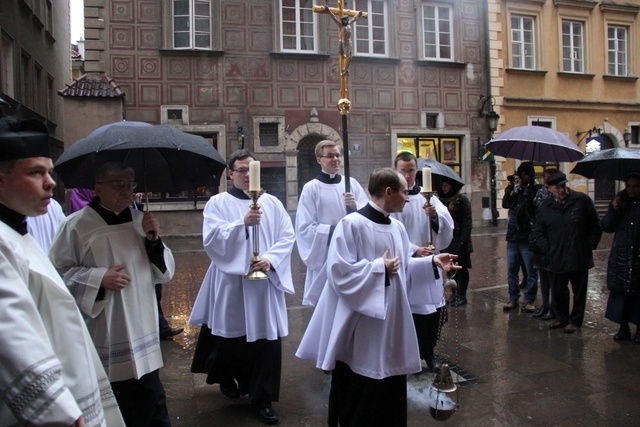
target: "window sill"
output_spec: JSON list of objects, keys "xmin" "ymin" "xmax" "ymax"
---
[
  {"xmin": 270, "ymin": 52, "xmax": 330, "ymax": 61},
  {"xmin": 603, "ymin": 74, "xmax": 638, "ymax": 82},
  {"xmin": 505, "ymin": 68, "xmax": 548, "ymax": 76},
  {"xmin": 415, "ymin": 59, "xmax": 466, "ymax": 68},
  {"xmin": 557, "ymin": 71, "xmax": 595, "ymax": 79},
  {"xmin": 159, "ymin": 49, "xmax": 224, "ymax": 57}
]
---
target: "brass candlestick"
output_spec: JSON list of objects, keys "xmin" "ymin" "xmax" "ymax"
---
[
  {"xmin": 245, "ymin": 189, "xmax": 268, "ymax": 280},
  {"xmin": 421, "ymin": 190, "xmax": 436, "ymax": 251}
]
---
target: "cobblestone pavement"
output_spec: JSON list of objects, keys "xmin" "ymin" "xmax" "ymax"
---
[{"xmin": 157, "ymin": 228, "xmax": 640, "ymax": 426}]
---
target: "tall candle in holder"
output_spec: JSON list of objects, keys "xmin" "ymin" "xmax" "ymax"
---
[
  {"xmin": 422, "ymin": 167, "xmax": 432, "ymax": 192},
  {"xmin": 249, "ymin": 160, "xmax": 261, "ymax": 191}
]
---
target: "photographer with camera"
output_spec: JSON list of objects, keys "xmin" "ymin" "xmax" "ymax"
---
[{"xmin": 502, "ymin": 162, "xmax": 541, "ymax": 313}]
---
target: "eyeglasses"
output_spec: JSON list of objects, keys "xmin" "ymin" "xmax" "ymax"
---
[
  {"xmin": 232, "ymin": 168, "xmax": 250, "ymax": 174},
  {"xmin": 319, "ymin": 154, "xmax": 341, "ymax": 159},
  {"xmin": 98, "ymin": 180, "xmax": 137, "ymax": 190},
  {"xmin": 399, "ymin": 169, "xmax": 417, "ymax": 175}
]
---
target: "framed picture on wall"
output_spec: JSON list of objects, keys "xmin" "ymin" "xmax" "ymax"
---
[{"xmin": 441, "ymin": 139, "xmax": 459, "ymax": 164}]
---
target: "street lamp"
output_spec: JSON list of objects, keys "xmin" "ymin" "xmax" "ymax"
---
[{"xmin": 478, "ymin": 95, "xmax": 501, "ymax": 226}]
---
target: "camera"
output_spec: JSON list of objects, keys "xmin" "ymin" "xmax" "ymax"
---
[{"xmin": 507, "ymin": 175, "xmax": 515, "ymax": 184}]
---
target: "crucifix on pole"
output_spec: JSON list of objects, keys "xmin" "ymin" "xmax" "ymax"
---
[{"xmin": 313, "ymin": 1, "xmax": 367, "ymax": 195}]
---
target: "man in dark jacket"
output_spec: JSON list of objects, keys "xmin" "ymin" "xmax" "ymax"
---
[
  {"xmin": 502, "ymin": 162, "xmax": 540, "ymax": 312},
  {"xmin": 530, "ymin": 172, "xmax": 602, "ymax": 333}
]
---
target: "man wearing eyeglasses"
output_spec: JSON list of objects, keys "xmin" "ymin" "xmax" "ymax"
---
[
  {"xmin": 50, "ymin": 161, "xmax": 176, "ymax": 426},
  {"xmin": 295, "ymin": 140, "xmax": 368, "ymax": 306},
  {"xmin": 530, "ymin": 172, "xmax": 601, "ymax": 334}
]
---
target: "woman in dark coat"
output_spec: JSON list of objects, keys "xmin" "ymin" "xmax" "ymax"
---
[
  {"xmin": 438, "ymin": 177, "xmax": 473, "ymax": 306},
  {"xmin": 602, "ymin": 172, "xmax": 640, "ymax": 342}
]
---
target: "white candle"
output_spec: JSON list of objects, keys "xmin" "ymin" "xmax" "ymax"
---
[
  {"xmin": 422, "ymin": 167, "xmax": 432, "ymax": 192},
  {"xmin": 249, "ymin": 160, "xmax": 261, "ymax": 191}
]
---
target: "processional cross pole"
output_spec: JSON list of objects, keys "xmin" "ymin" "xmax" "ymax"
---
[{"xmin": 313, "ymin": 1, "xmax": 367, "ymax": 194}]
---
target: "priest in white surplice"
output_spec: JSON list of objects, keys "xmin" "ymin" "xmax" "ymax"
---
[
  {"xmin": 296, "ymin": 168, "xmax": 460, "ymax": 427},
  {"xmin": 0, "ymin": 117, "xmax": 123, "ymax": 426},
  {"xmin": 50, "ymin": 162, "xmax": 175, "ymax": 426},
  {"xmin": 295, "ymin": 140, "xmax": 368, "ymax": 306},
  {"xmin": 189, "ymin": 150, "xmax": 295, "ymax": 425},
  {"xmin": 393, "ymin": 151, "xmax": 454, "ymax": 372}
]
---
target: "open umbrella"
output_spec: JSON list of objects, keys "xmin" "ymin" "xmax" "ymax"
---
[
  {"xmin": 570, "ymin": 147, "xmax": 640, "ymax": 181},
  {"xmin": 417, "ymin": 158, "xmax": 464, "ymax": 189},
  {"xmin": 54, "ymin": 121, "xmax": 227, "ymax": 192},
  {"xmin": 485, "ymin": 126, "xmax": 584, "ymax": 163}
]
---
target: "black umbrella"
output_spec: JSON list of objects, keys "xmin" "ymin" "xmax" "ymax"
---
[
  {"xmin": 54, "ymin": 121, "xmax": 227, "ymax": 192},
  {"xmin": 570, "ymin": 147, "xmax": 640, "ymax": 181},
  {"xmin": 485, "ymin": 125, "xmax": 584, "ymax": 163},
  {"xmin": 417, "ymin": 158, "xmax": 464, "ymax": 190}
]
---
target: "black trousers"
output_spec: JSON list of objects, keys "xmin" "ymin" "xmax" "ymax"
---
[
  {"xmin": 552, "ymin": 269, "xmax": 589, "ymax": 327},
  {"xmin": 328, "ymin": 361, "xmax": 407, "ymax": 427},
  {"xmin": 412, "ymin": 306, "xmax": 447, "ymax": 361},
  {"xmin": 111, "ymin": 369, "xmax": 170, "ymax": 427}
]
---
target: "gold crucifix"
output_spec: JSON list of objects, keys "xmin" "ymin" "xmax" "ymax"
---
[{"xmin": 313, "ymin": 1, "xmax": 367, "ymax": 115}]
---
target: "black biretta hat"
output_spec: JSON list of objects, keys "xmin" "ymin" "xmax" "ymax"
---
[{"xmin": 0, "ymin": 117, "xmax": 50, "ymax": 161}]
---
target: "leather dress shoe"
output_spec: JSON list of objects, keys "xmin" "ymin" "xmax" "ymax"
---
[
  {"xmin": 564, "ymin": 324, "xmax": 579, "ymax": 333},
  {"xmin": 524, "ymin": 303, "xmax": 536, "ymax": 313},
  {"xmin": 257, "ymin": 402, "xmax": 279, "ymax": 424},
  {"xmin": 503, "ymin": 300, "xmax": 519, "ymax": 311},
  {"xmin": 614, "ymin": 326, "xmax": 631, "ymax": 341},
  {"xmin": 220, "ymin": 381, "xmax": 240, "ymax": 399},
  {"xmin": 426, "ymin": 356, "xmax": 441, "ymax": 372},
  {"xmin": 450, "ymin": 297, "xmax": 467, "ymax": 307},
  {"xmin": 634, "ymin": 330, "xmax": 640, "ymax": 344},
  {"xmin": 160, "ymin": 327, "xmax": 184, "ymax": 340},
  {"xmin": 532, "ymin": 307, "xmax": 548, "ymax": 318},
  {"xmin": 541, "ymin": 310, "xmax": 555, "ymax": 321},
  {"xmin": 549, "ymin": 320, "xmax": 568, "ymax": 330}
]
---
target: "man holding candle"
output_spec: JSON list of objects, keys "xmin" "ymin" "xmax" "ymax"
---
[
  {"xmin": 392, "ymin": 151, "xmax": 454, "ymax": 372},
  {"xmin": 295, "ymin": 140, "xmax": 368, "ymax": 306},
  {"xmin": 189, "ymin": 150, "xmax": 295, "ymax": 425}
]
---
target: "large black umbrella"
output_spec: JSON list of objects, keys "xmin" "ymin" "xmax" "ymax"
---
[
  {"xmin": 570, "ymin": 147, "xmax": 640, "ymax": 181},
  {"xmin": 417, "ymin": 158, "xmax": 464, "ymax": 190},
  {"xmin": 54, "ymin": 121, "xmax": 227, "ymax": 192},
  {"xmin": 485, "ymin": 126, "xmax": 584, "ymax": 163}
]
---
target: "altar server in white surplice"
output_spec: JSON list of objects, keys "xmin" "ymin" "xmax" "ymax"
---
[
  {"xmin": 295, "ymin": 140, "xmax": 368, "ymax": 306},
  {"xmin": 296, "ymin": 168, "xmax": 460, "ymax": 427},
  {"xmin": 0, "ymin": 117, "xmax": 123, "ymax": 426},
  {"xmin": 50, "ymin": 162, "xmax": 174, "ymax": 426},
  {"xmin": 392, "ymin": 151, "xmax": 454, "ymax": 373},
  {"xmin": 189, "ymin": 150, "xmax": 295, "ymax": 425}
]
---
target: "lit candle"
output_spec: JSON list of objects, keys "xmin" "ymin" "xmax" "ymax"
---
[
  {"xmin": 249, "ymin": 160, "xmax": 261, "ymax": 191},
  {"xmin": 422, "ymin": 167, "xmax": 432, "ymax": 192}
]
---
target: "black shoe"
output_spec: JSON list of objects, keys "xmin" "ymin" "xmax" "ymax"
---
[
  {"xmin": 425, "ymin": 356, "xmax": 441, "ymax": 372},
  {"xmin": 532, "ymin": 307, "xmax": 548, "ymax": 318},
  {"xmin": 160, "ymin": 327, "xmax": 184, "ymax": 340},
  {"xmin": 450, "ymin": 297, "xmax": 467, "ymax": 307},
  {"xmin": 220, "ymin": 381, "xmax": 240, "ymax": 399},
  {"xmin": 634, "ymin": 330, "xmax": 640, "ymax": 344},
  {"xmin": 540, "ymin": 310, "xmax": 555, "ymax": 321},
  {"xmin": 614, "ymin": 325, "xmax": 631, "ymax": 341},
  {"xmin": 257, "ymin": 402, "xmax": 278, "ymax": 424}
]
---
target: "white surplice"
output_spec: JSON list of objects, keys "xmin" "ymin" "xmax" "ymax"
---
[
  {"xmin": 391, "ymin": 187, "xmax": 454, "ymax": 314},
  {"xmin": 189, "ymin": 191, "xmax": 295, "ymax": 342},
  {"xmin": 296, "ymin": 208, "xmax": 441, "ymax": 379},
  {"xmin": 0, "ymin": 222, "xmax": 124, "ymax": 426},
  {"xmin": 295, "ymin": 175, "xmax": 368, "ymax": 306},
  {"xmin": 26, "ymin": 198, "xmax": 65, "ymax": 254},
  {"xmin": 49, "ymin": 207, "xmax": 175, "ymax": 382}
]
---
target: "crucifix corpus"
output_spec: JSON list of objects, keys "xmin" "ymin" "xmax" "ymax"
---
[{"xmin": 313, "ymin": 1, "xmax": 367, "ymax": 194}]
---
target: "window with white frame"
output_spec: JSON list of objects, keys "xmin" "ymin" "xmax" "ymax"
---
[
  {"xmin": 511, "ymin": 15, "xmax": 536, "ymax": 69},
  {"xmin": 354, "ymin": 0, "xmax": 387, "ymax": 56},
  {"xmin": 422, "ymin": 3, "xmax": 453, "ymax": 60},
  {"xmin": 562, "ymin": 20, "xmax": 584, "ymax": 73},
  {"xmin": 281, "ymin": 0, "xmax": 315, "ymax": 52},
  {"xmin": 173, "ymin": 0, "xmax": 211, "ymax": 49},
  {"xmin": 607, "ymin": 25, "xmax": 628, "ymax": 76}
]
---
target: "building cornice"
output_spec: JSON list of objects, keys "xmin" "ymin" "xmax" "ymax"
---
[{"xmin": 553, "ymin": 0, "xmax": 598, "ymax": 10}]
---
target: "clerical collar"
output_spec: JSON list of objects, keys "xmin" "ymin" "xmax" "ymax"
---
[
  {"xmin": 407, "ymin": 184, "xmax": 421, "ymax": 195},
  {"xmin": 228, "ymin": 186, "xmax": 251, "ymax": 200},
  {"xmin": 0, "ymin": 203, "xmax": 27, "ymax": 235},
  {"xmin": 316, "ymin": 171, "xmax": 342, "ymax": 184},
  {"xmin": 89, "ymin": 198, "xmax": 133, "ymax": 225},
  {"xmin": 357, "ymin": 202, "xmax": 391, "ymax": 225}
]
